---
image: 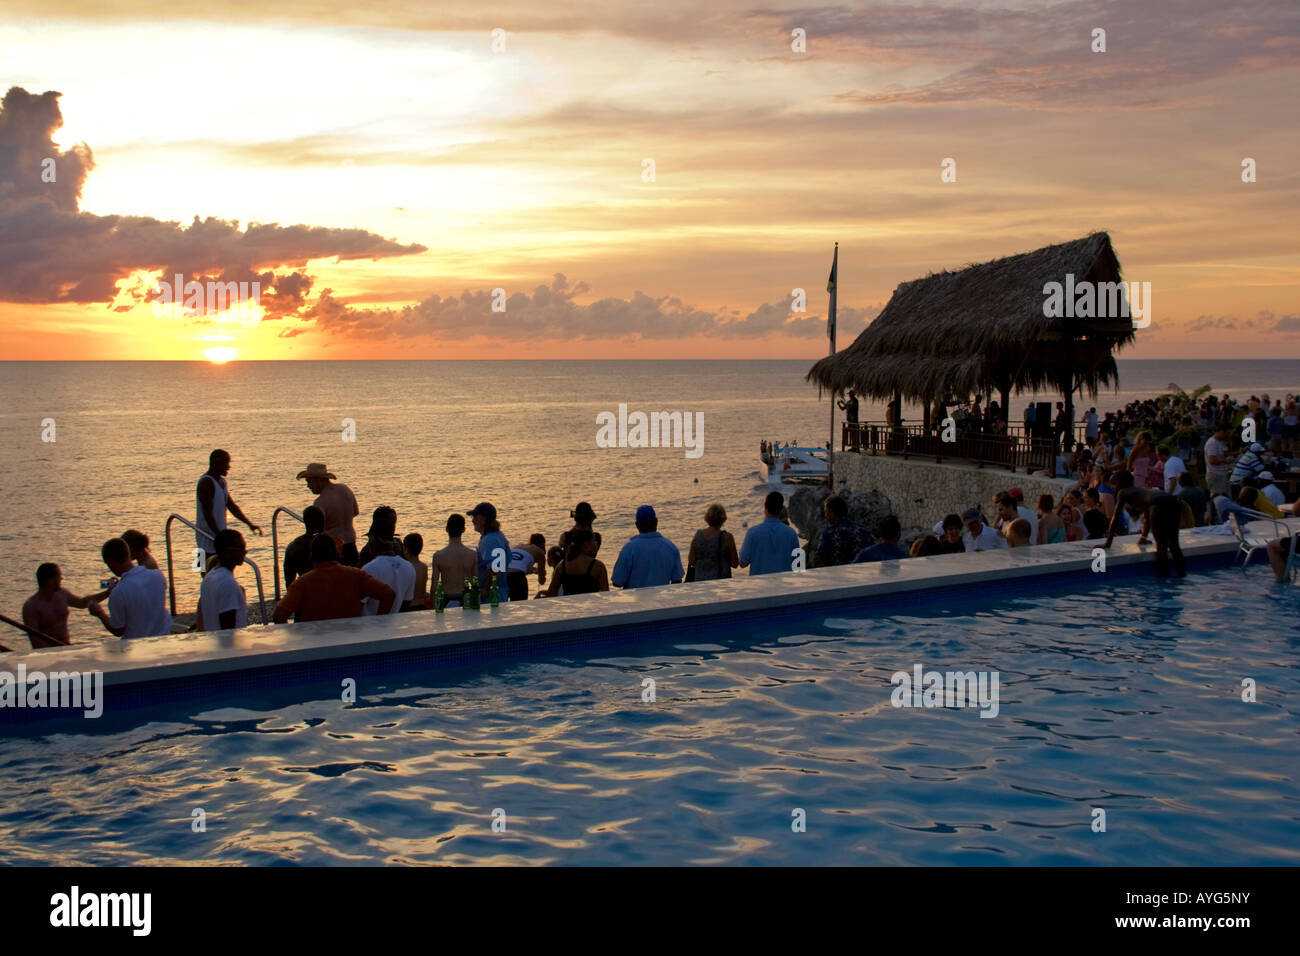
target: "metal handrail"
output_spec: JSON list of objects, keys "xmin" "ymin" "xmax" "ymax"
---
[
  {"xmin": 0, "ymin": 612, "xmax": 69, "ymax": 648},
  {"xmin": 163, "ymin": 513, "xmax": 266, "ymax": 624},
  {"xmin": 271, "ymin": 505, "xmax": 305, "ymax": 602}
]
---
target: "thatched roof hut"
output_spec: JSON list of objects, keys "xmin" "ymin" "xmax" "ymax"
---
[{"xmin": 807, "ymin": 232, "xmax": 1136, "ymax": 418}]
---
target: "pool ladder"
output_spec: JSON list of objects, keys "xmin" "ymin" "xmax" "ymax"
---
[{"xmin": 163, "ymin": 513, "xmax": 268, "ymax": 625}]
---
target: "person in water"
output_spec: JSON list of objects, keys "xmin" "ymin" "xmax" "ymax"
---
[{"xmin": 1103, "ymin": 470, "xmax": 1186, "ymax": 576}]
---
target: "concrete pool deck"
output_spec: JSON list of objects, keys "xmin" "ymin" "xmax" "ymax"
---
[{"xmin": 1, "ymin": 521, "xmax": 1290, "ymax": 696}]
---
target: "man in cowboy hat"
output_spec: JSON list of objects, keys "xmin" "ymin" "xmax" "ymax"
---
[{"xmin": 297, "ymin": 463, "xmax": 360, "ymax": 566}]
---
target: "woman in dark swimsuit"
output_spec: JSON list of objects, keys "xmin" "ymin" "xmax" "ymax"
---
[{"xmin": 543, "ymin": 529, "xmax": 609, "ymax": 596}]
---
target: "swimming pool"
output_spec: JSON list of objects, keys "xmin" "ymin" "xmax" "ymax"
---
[{"xmin": 1, "ymin": 560, "xmax": 1295, "ymax": 866}]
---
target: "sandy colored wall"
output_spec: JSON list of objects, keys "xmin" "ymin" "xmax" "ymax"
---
[{"xmin": 832, "ymin": 452, "xmax": 1074, "ymax": 529}]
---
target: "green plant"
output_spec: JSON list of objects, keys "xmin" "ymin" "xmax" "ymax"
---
[{"xmin": 1157, "ymin": 382, "xmax": 1212, "ymax": 406}]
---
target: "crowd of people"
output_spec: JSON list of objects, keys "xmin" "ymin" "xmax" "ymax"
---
[
  {"xmin": 831, "ymin": 389, "xmax": 1297, "ymax": 580},
  {"xmin": 14, "ymin": 392, "xmax": 1298, "ymax": 648},
  {"xmin": 14, "ymin": 455, "xmax": 822, "ymax": 645}
]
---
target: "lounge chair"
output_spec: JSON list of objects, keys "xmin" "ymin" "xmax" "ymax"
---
[{"xmin": 1225, "ymin": 509, "xmax": 1289, "ymax": 571}]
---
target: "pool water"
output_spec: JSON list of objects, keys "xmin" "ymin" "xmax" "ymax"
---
[{"xmin": 1, "ymin": 566, "xmax": 1297, "ymax": 865}]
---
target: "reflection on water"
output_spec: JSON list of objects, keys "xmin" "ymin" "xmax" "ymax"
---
[{"xmin": 1, "ymin": 568, "xmax": 1296, "ymax": 865}]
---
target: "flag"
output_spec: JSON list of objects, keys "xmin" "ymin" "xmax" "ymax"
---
[{"xmin": 826, "ymin": 244, "xmax": 838, "ymax": 351}]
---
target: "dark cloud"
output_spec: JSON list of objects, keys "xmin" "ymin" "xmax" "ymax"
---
[
  {"xmin": 1271, "ymin": 315, "xmax": 1300, "ymax": 333},
  {"xmin": 823, "ymin": 0, "xmax": 1300, "ymax": 110},
  {"xmin": 0, "ymin": 87, "xmax": 425, "ymax": 312},
  {"xmin": 277, "ymin": 273, "xmax": 869, "ymax": 342}
]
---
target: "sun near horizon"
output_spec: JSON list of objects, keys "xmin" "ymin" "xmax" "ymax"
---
[{"xmin": 1, "ymin": 2, "xmax": 1297, "ymax": 362}]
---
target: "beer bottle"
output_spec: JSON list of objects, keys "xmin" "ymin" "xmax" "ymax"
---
[
  {"xmin": 490, "ymin": 572, "xmax": 500, "ymax": 607},
  {"xmin": 434, "ymin": 578, "xmax": 444, "ymax": 613}
]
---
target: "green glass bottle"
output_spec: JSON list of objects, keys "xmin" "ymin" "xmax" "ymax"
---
[
  {"xmin": 490, "ymin": 572, "xmax": 500, "ymax": 607},
  {"xmin": 434, "ymin": 578, "xmax": 444, "ymax": 613}
]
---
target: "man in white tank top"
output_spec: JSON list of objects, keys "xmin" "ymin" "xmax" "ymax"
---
[{"xmin": 196, "ymin": 449, "xmax": 262, "ymax": 565}]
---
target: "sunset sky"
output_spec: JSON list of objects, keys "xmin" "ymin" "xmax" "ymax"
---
[{"xmin": 1, "ymin": 0, "xmax": 1297, "ymax": 361}]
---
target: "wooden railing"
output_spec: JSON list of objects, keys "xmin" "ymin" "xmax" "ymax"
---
[{"xmin": 841, "ymin": 421, "xmax": 1065, "ymax": 473}]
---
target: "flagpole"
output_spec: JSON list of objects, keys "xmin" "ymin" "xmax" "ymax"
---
[{"xmin": 827, "ymin": 242, "xmax": 838, "ymax": 489}]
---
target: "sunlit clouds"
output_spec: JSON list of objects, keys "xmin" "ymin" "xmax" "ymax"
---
[{"xmin": 0, "ymin": 0, "xmax": 1297, "ymax": 359}]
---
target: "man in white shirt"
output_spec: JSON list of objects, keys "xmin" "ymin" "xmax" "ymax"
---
[
  {"xmin": 89, "ymin": 537, "xmax": 172, "ymax": 638},
  {"xmin": 198, "ymin": 529, "xmax": 250, "ymax": 631},
  {"xmin": 1257, "ymin": 472, "xmax": 1286, "ymax": 507},
  {"xmin": 1002, "ymin": 491, "xmax": 1038, "ymax": 544},
  {"xmin": 1085, "ymin": 408, "xmax": 1099, "ymax": 445},
  {"xmin": 1161, "ymin": 447, "xmax": 1187, "ymax": 493},
  {"xmin": 1204, "ymin": 426, "xmax": 1231, "ymax": 498},
  {"xmin": 961, "ymin": 508, "xmax": 1008, "ymax": 551},
  {"xmin": 361, "ymin": 538, "xmax": 416, "ymax": 614}
]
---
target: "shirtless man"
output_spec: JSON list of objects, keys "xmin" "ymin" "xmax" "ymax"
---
[
  {"xmin": 430, "ymin": 513, "xmax": 479, "ymax": 607},
  {"xmin": 297, "ymin": 462, "xmax": 359, "ymax": 565},
  {"xmin": 1103, "ymin": 470, "xmax": 1186, "ymax": 576},
  {"xmin": 197, "ymin": 449, "xmax": 262, "ymax": 564},
  {"xmin": 21, "ymin": 563, "xmax": 108, "ymax": 646}
]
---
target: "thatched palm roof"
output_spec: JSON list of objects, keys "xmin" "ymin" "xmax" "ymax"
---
[{"xmin": 808, "ymin": 232, "xmax": 1136, "ymax": 403}]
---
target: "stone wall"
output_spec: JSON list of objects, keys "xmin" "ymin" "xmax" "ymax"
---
[{"xmin": 829, "ymin": 452, "xmax": 1074, "ymax": 530}]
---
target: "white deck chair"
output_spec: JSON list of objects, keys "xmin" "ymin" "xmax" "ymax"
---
[{"xmin": 1226, "ymin": 509, "xmax": 1288, "ymax": 571}]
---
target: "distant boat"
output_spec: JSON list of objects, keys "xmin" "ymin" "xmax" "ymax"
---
[{"xmin": 760, "ymin": 440, "xmax": 830, "ymax": 484}]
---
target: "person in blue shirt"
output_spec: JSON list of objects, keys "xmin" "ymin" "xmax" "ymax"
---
[
  {"xmin": 611, "ymin": 505, "xmax": 684, "ymax": 589},
  {"xmin": 468, "ymin": 501, "xmax": 511, "ymax": 603},
  {"xmin": 853, "ymin": 515, "xmax": 910, "ymax": 563},
  {"xmin": 739, "ymin": 491, "xmax": 801, "ymax": 575}
]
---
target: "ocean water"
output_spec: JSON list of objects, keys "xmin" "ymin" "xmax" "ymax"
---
[
  {"xmin": 0, "ymin": 359, "xmax": 1294, "ymax": 642},
  {"xmin": 0, "ymin": 565, "xmax": 1295, "ymax": 865}
]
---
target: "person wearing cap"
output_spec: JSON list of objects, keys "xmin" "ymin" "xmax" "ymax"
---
[
  {"xmin": 961, "ymin": 508, "xmax": 1007, "ymax": 552},
  {"xmin": 1229, "ymin": 442, "xmax": 1267, "ymax": 498},
  {"xmin": 611, "ymin": 505, "xmax": 684, "ymax": 589},
  {"xmin": 468, "ymin": 502, "xmax": 511, "ymax": 603},
  {"xmin": 1257, "ymin": 471, "xmax": 1286, "ymax": 508},
  {"xmin": 298, "ymin": 463, "xmax": 360, "ymax": 566},
  {"xmin": 558, "ymin": 502, "xmax": 602, "ymax": 558}
]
